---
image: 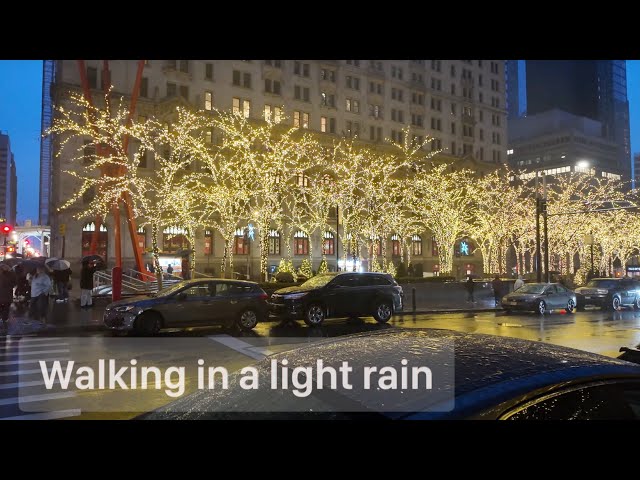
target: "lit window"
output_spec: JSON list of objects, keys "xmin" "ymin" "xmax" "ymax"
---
[
  {"xmin": 243, "ymin": 100, "xmax": 250, "ymax": 118},
  {"xmin": 204, "ymin": 91, "xmax": 213, "ymax": 111},
  {"xmin": 232, "ymin": 97, "xmax": 240, "ymax": 115},
  {"xmin": 264, "ymin": 105, "xmax": 272, "ymax": 120},
  {"xmin": 302, "ymin": 112, "xmax": 309, "ymax": 129},
  {"xmin": 274, "ymin": 107, "xmax": 281, "ymax": 123},
  {"xmin": 507, "ymin": 149, "xmax": 514, "ymax": 155},
  {"xmin": 321, "ymin": 116, "xmax": 327, "ymax": 133}
]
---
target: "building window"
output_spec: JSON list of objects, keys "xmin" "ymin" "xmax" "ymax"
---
[
  {"xmin": 204, "ymin": 229, "xmax": 214, "ymax": 255},
  {"xmin": 321, "ymin": 116, "xmax": 327, "ymax": 132},
  {"xmin": 204, "ymin": 91, "xmax": 213, "ymax": 111},
  {"xmin": 81, "ymin": 221, "xmax": 108, "ymax": 260},
  {"xmin": 321, "ymin": 92, "xmax": 336, "ymax": 107},
  {"xmin": 346, "ymin": 76, "xmax": 360, "ymax": 90},
  {"xmin": 411, "ymin": 235, "xmax": 422, "ymax": 256},
  {"xmin": 179, "ymin": 85, "xmax": 189, "ymax": 100},
  {"xmin": 205, "ymin": 129, "xmax": 213, "ymax": 144},
  {"xmin": 268, "ymin": 229, "xmax": 280, "ymax": 255},
  {"xmin": 139, "ymin": 77, "xmax": 148, "ymax": 98},
  {"xmin": 320, "ymin": 69, "xmax": 336, "ymax": 82},
  {"xmin": 205, "ymin": 63, "xmax": 213, "ymax": 81},
  {"xmin": 139, "ymin": 149, "xmax": 151, "ymax": 168},
  {"xmin": 391, "ymin": 234, "xmax": 400, "ymax": 257},
  {"xmin": 293, "ymin": 111, "xmax": 309, "ymax": 129},
  {"xmin": 233, "ymin": 70, "xmax": 241, "ymax": 86},
  {"xmin": 162, "ymin": 226, "xmax": 189, "ymax": 254},
  {"xmin": 294, "ymin": 231, "xmax": 309, "ymax": 255},
  {"xmin": 166, "ymin": 82, "xmax": 177, "ymax": 97},
  {"xmin": 323, "ymin": 231, "xmax": 335, "ymax": 255},
  {"xmin": 233, "ymin": 98, "xmax": 251, "ymax": 118},
  {"xmin": 370, "ymin": 237, "xmax": 382, "ymax": 257},
  {"xmin": 264, "ymin": 105, "xmax": 282, "ymax": 123},
  {"xmin": 179, "ymin": 60, "xmax": 189, "ymax": 73},
  {"xmin": 233, "ymin": 227, "xmax": 250, "ymax": 255},
  {"xmin": 431, "ymin": 236, "xmax": 438, "ymax": 257},
  {"xmin": 265, "ymin": 79, "xmax": 281, "ymax": 95}
]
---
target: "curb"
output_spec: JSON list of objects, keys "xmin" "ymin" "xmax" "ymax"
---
[{"xmin": 396, "ymin": 308, "xmax": 502, "ymax": 315}]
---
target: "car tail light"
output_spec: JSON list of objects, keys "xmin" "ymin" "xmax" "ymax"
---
[{"xmin": 259, "ymin": 293, "xmax": 269, "ymax": 300}]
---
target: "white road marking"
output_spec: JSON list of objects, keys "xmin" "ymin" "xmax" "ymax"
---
[
  {"xmin": 0, "ymin": 342, "xmax": 69, "ymax": 351},
  {"xmin": 0, "ymin": 368, "xmax": 52, "ymax": 377},
  {"xmin": 0, "ymin": 379, "xmax": 62, "ymax": 390},
  {"xmin": 0, "ymin": 391, "xmax": 76, "ymax": 406},
  {"xmin": 1, "ymin": 409, "xmax": 81, "ymax": 420},
  {"xmin": 208, "ymin": 335, "xmax": 273, "ymax": 360},
  {"xmin": 0, "ymin": 357, "xmax": 70, "ymax": 366}
]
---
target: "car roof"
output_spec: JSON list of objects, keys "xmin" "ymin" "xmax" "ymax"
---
[
  {"xmin": 146, "ymin": 328, "xmax": 640, "ymax": 419},
  {"xmin": 177, "ymin": 278, "xmax": 259, "ymax": 286}
]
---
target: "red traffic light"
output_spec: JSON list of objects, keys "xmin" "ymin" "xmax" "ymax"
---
[
  {"xmin": 1, "ymin": 225, "xmax": 11, "ymax": 234},
  {"xmin": 24, "ymin": 239, "xmax": 30, "ymax": 246}
]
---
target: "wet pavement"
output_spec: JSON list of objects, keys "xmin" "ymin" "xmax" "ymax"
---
[{"xmin": 2, "ymin": 300, "xmax": 640, "ymax": 420}]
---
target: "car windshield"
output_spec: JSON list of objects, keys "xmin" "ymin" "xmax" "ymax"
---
[
  {"xmin": 516, "ymin": 284, "xmax": 546, "ymax": 294},
  {"xmin": 300, "ymin": 274, "xmax": 336, "ymax": 289},
  {"xmin": 153, "ymin": 282, "xmax": 187, "ymax": 297},
  {"xmin": 586, "ymin": 280, "xmax": 619, "ymax": 289}
]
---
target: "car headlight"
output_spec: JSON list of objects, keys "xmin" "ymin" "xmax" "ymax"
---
[
  {"xmin": 285, "ymin": 293, "xmax": 308, "ymax": 300},
  {"xmin": 114, "ymin": 305, "xmax": 136, "ymax": 312}
]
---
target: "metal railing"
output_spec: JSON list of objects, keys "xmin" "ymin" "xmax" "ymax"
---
[{"xmin": 92, "ymin": 268, "xmax": 215, "ymax": 296}]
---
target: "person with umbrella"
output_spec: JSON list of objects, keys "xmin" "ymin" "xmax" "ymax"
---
[
  {"xmin": 0, "ymin": 264, "xmax": 17, "ymax": 329},
  {"xmin": 47, "ymin": 258, "xmax": 72, "ymax": 303},
  {"xmin": 80, "ymin": 259, "xmax": 98, "ymax": 308},
  {"xmin": 30, "ymin": 265, "xmax": 52, "ymax": 321}
]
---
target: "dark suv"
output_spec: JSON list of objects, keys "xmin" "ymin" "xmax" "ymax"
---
[
  {"xmin": 575, "ymin": 278, "xmax": 640, "ymax": 310},
  {"xmin": 269, "ymin": 272, "xmax": 403, "ymax": 326}
]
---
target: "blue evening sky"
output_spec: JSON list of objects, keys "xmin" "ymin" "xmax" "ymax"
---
[{"xmin": 0, "ymin": 60, "xmax": 640, "ymax": 225}]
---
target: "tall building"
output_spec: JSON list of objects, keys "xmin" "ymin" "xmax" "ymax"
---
[
  {"xmin": 507, "ymin": 60, "xmax": 631, "ymax": 179},
  {"xmin": 39, "ymin": 60, "xmax": 56, "ymax": 226},
  {"xmin": 0, "ymin": 133, "xmax": 17, "ymax": 225},
  {"xmin": 44, "ymin": 60, "xmax": 507, "ymax": 279}
]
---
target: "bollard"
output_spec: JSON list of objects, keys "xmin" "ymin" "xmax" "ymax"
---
[
  {"xmin": 112, "ymin": 266, "xmax": 122, "ymax": 302},
  {"xmin": 412, "ymin": 287, "xmax": 416, "ymax": 313}
]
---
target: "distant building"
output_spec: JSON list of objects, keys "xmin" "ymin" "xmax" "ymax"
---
[
  {"xmin": 507, "ymin": 60, "xmax": 630, "ymax": 179},
  {"xmin": 43, "ymin": 59, "xmax": 508, "ymax": 278},
  {"xmin": 508, "ymin": 109, "xmax": 621, "ymax": 182},
  {"xmin": 634, "ymin": 153, "xmax": 640, "ymax": 189},
  {"xmin": 0, "ymin": 133, "xmax": 17, "ymax": 225}
]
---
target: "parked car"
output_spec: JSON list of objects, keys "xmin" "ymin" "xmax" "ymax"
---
[
  {"xmin": 141, "ymin": 329, "xmax": 640, "ymax": 420},
  {"xmin": 575, "ymin": 278, "xmax": 640, "ymax": 311},
  {"xmin": 104, "ymin": 279, "xmax": 269, "ymax": 335},
  {"xmin": 269, "ymin": 272, "xmax": 403, "ymax": 326},
  {"xmin": 501, "ymin": 282, "xmax": 577, "ymax": 314}
]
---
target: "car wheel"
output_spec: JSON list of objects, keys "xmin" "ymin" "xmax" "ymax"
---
[
  {"xmin": 612, "ymin": 296, "xmax": 622, "ymax": 311},
  {"xmin": 537, "ymin": 300, "xmax": 546, "ymax": 315},
  {"xmin": 634, "ymin": 297, "xmax": 640, "ymax": 310},
  {"xmin": 373, "ymin": 301, "xmax": 393, "ymax": 323},
  {"xmin": 238, "ymin": 309, "xmax": 258, "ymax": 331},
  {"xmin": 304, "ymin": 304, "xmax": 325, "ymax": 327},
  {"xmin": 135, "ymin": 312, "xmax": 161, "ymax": 336},
  {"xmin": 565, "ymin": 299, "xmax": 576, "ymax": 313}
]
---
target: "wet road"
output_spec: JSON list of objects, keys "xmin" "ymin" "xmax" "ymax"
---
[{"xmin": 3, "ymin": 308, "xmax": 640, "ymax": 419}]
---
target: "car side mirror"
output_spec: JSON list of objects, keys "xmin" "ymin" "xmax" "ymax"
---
[{"xmin": 177, "ymin": 292, "xmax": 188, "ymax": 301}]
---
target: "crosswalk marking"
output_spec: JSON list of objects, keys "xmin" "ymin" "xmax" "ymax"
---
[
  {"xmin": 0, "ymin": 342, "xmax": 69, "ymax": 351},
  {"xmin": 208, "ymin": 334, "xmax": 273, "ymax": 360},
  {"xmin": 0, "ymin": 357, "xmax": 70, "ymax": 367},
  {"xmin": 0, "ymin": 391, "xmax": 76, "ymax": 406},
  {"xmin": 1, "ymin": 409, "xmax": 81, "ymax": 420},
  {"xmin": 0, "ymin": 379, "xmax": 62, "ymax": 390}
]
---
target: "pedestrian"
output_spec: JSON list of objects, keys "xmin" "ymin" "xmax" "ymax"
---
[
  {"xmin": 80, "ymin": 260, "xmax": 97, "ymax": 308},
  {"xmin": 492, "ymin": 275, "xmax": 504, "ymax": 306},
  {"xmin": 465, "ymin": 276, "xmax": 475, "ymax": 302},
  {"xmin": 0, "ymin": 264, "xmax": 17, "ymax": 329},
  {"xmin": 53, "ymin": 266, "xmax": 72, "ymax": 303},
  {"xmin": 514, "ymin": 275, "xmax": 525, "ymax": 291},
  {"xmin": 30, "ymin": 266, "xmax": 52, "ymax": 321},
  {"xmin": 166, "ymin": 264, "xmax": 174, "ymax": 276},
  {"xmin": 181, "ymin": 257, "xmax": 190, "ymax": 280}
]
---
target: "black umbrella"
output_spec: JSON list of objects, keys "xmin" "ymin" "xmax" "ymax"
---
[
  {"xmin": 14, "ymin": 260, "xmax": 42, "ymax": 274},
  {"xmin": 82, "ymin": 254, "xmax": 105, "ymax": 264},
  {"xmin": 1, "ymin": 257, "xmax": 23, "ymax": 268}
]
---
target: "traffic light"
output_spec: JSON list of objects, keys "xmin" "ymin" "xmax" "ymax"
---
[
  {"xmin": 7, "ymin": 246, "xmax": 14, "ymax": 253},
  {"xmin": 1, "ymin": 225, "xmax": 11, "ymax": 234},
  {"xmin": 24, "ymin": 239, "xmax": 30, "ymax": 246}
]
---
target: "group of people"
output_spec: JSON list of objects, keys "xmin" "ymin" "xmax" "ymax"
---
[{"xmin": 0, "ymin": 258, "xmax": 98, "ymax": 329}]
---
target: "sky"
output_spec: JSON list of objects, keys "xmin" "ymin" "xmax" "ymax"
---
[{"xmin": 0, "ymin": 60, "xmax": 639, "ymax": 225}]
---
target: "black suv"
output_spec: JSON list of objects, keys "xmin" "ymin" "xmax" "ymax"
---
[
  {"xmin": 269, "ymin": 272, "xmax": 403, "ymax": 326},
  {"xmin": 575, "ymin": 278, "xmax": 640, "ymax": 310}
]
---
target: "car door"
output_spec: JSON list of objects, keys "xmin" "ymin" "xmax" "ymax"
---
[
  {"xmin": 202, "ymin": 281, "xmax": 236, "ymax": 325},
  {"xmin": 221, "ymin": 282, "xmax": 256, "ymax": 319},
  {"xmin": 554, "ymin": 284, "xmax": 571, "ymax": 308},
  {"xmin": 155, "ymin": 282, "xmax": 210, "ymax": 327},
  {"xmin": 543, "ymin": 285, "xmax": 561, "ymax": 308},
  {"xmin": 619, "ymin": 280, "xmax": 635, "ymax": 304},
  {"xmin": 325, "ymin": 274, "xmax": 359, "ymax": 317}
]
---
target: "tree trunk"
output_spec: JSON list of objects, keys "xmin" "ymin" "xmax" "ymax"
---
[
  {"xmin": 221, "ymin": 239, "xmax": 229, "ymax": 279},
  {"xmin": 151, "ymin": 222, "xmax": 163, "ymax": 290},
  {"xmin": 259, "ymin": 221, "xmax": 269, "ymax": 282}
]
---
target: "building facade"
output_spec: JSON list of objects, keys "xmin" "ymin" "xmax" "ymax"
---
[
  {"xmin": 0, "ymin": 133, "xmax": 17, "ymax": 225},
  {"xmin": 508, "ymin": 109, "xmax": 621, "ymax": 182},
  {"xmin": 506, "ymin": 60, "xmax": 631, "ymax": 179},
  {"xmin": 44, "ymin": 59, "xmax": 508, "ymax": 279}
]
